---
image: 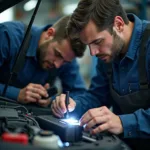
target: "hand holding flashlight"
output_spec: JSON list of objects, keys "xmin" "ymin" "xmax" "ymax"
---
[{"xmin": 51, "ymin": 93, "xmax": 76, "ymax": 118}]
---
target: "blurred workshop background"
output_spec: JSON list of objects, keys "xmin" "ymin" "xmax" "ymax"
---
[{"xmin": 0, "ymin": 0, "xmax": 149, "ymax": 88}]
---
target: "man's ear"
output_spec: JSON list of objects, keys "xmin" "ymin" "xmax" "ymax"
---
[
  {"xmin": 113, "ymin": 16, "xmax": 124, "ymax": 33},
  {"xmin": 45, "ymin": 27, "xmax": 56, "ymax": 40}
]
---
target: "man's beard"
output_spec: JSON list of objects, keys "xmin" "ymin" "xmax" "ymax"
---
[
  {"xmin": 96, "ymin": 30, "xmax": 125, "ymax": 63},
  {"xmin": 37, "ymin": 40, "xmax": 49, "ymax": 69},
  {"xmin": 111, "ymin": 30, "xmax": 125, "ymax": 61}
]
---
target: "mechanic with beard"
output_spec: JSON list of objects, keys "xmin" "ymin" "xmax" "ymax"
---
[
  {"xmin": 51, "ymin": 0, "xmax": 150, "ymax": 149},
  {"xmin": 0, "ymin": 15, "xmax": 86, "ymax": 107}
]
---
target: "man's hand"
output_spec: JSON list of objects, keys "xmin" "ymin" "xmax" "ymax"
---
[
  {"xmin": 18, "ymin": 83, "xmax": 48, "ymax": 104},
  {"xmin": 80, "ymin": 106, "xmax": 123, "ymax": 135},
  {"xmin": 37, "ymin": 98, "xmax": 51, "ymax": 107},
  {"xmin": 51, "ymin": 94, "xmax": 76, "ymax": 118},
  {"xmin": 37, "ymin": 83, "xmax": 51, "ymax": 107}
]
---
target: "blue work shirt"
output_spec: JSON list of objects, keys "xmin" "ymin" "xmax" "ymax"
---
[
  {"xmin": 0, "ymin": 21, "xmax": 86, "ymax": 101},
  {"xmin": 73, "ymin": 14, "xmax": 150, "ymax": 138}
]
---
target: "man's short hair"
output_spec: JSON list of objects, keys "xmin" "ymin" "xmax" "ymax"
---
[
  {"xmin": 67, "ymin": 0, "xmax": 129, "ymax": 36},
  {"xmin": 52, "ymin": 15, "xmax": 86, "ymax": 57}
]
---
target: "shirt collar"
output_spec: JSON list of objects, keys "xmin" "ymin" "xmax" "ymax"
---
[
  {"xmin": 26, "ymin": 24, "xmax": 52, "ymax": 58},
  {"xmin": 124, "ymin": 14, "xmax": 143, "ymax": 60}
]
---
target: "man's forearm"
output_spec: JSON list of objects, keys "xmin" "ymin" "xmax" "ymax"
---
[
  {"xmin": 119, "ymin": 108, "xmax": 150, "ymax": 138},
  {"xmin": 0, "ymin": 83, "xmax": 20, "ymax": 101}
]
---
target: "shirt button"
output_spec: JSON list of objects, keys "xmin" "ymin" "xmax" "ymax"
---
[{"xmin": 122, "ymin": 89, "xmax": 125, "ymax": 92}]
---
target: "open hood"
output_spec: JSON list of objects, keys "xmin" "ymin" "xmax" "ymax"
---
[{"xmin": 0, "ymin": 0, "xmax": 25, "ymax": 13}]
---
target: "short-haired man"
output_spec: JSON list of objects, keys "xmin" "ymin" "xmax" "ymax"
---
[
  {"xmin": 51, "ymin": 1, "xmax": 150, "ymax": 149},
  {"xmin": 0, "ymin": 15, "xmax": 86, "ymax": 107}
]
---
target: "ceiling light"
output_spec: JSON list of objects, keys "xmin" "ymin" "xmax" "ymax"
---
[
  {"xmin": 24, "ymin": 0, "xmax": 37, "ymax": 11},
  {"xmin": 63, "ymin": 4, "xmax": 77, "ymax": 15}
]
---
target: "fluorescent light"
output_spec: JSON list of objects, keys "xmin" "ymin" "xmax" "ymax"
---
[
  {"xmin": 63, "ymin": 4, "xmax": 77, "ymax": 15},
  {"xmin": 24, "ymin": 0, "xmax": 37, "ymax": 11}
]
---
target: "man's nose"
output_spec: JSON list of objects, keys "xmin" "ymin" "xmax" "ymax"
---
[{"xmin": 89, "ymin": 45, "xmax": 99, "ymax": 56}]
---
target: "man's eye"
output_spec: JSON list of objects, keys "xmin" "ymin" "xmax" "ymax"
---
[
  {"xmin": 95, "ymin": 40, "xmax": 104, "ymax": 45},
  {"xmin": 95, "ymin": 41, "xmax": 100, "ymax": 45},
  {"xmin": 55, "ymin": 50, "xmax": 61, "ymax": 57}
]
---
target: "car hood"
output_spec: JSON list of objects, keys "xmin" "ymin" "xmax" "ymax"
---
[{"xmin": 0, "ymin": 0, "xmax": 25, "ymax": 13}]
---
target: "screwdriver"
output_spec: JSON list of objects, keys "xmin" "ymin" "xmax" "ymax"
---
[{"xmin": 65, "ymin": 91, "xmax": 70, "ymax": 119}]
